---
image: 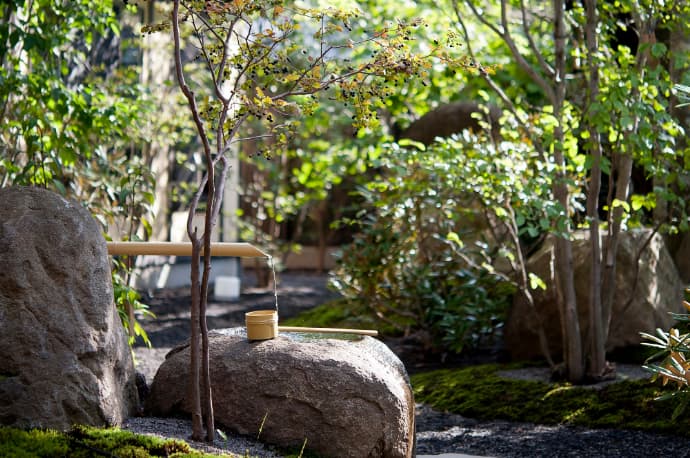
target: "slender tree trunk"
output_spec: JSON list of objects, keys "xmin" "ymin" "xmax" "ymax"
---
[
  {"xmin": 601, "ymin": 153, "xmax": 632, "ymax": 330},
  {"xmin": 602, "ymin": 19, "xmax": 655, "ymax": 335},
  {"xmin": 172, "ymin": 0, "xmax": 218, "ymax": 441},
  {"xmin": 189, "ymin": 238, "xmax": 203, "ymax": 439},
  {"xmin": 317, "ymin": 200, "xmax": 328, "ymax": 273},
  {"xmin": 198, "ymin": 159, "xmax": 230, "ymax": 442},
  {"xmin": 553, "ymin": 0, "xmax": 584, "ymax": 383},
  {"xmin": 583, "ymin": 0, "xmax": 606, "ymax": 379},
  {"xmin": 200, "ymin": 195, "xmax": 215, "ymax": 443}
]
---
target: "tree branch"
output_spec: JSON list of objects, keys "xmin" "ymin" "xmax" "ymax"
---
[
  {"xmin": 461, "ymin": 0, "xmax": 556, "ymax": 103},
  {"xmin": 518, "ymin": 0, "xmax": 555, "ymax": 77}
]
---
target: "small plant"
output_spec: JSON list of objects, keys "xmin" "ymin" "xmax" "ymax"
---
[
  {"xmin": 112, "ymin": 258, "xmax": 155, "ymax": 348},
  {"xmin": 641, "ymin": 290, "xmax": 690, "ymax": 419}
]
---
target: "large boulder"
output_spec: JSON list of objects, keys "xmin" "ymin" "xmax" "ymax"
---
[
  {"xmin": 396, "ymin": 101, "xmax": 501, "ymax": 145},
  {"xmin": 505, "ymin": 229, "xmax": 684, "ymax": 361},
  {"xmin": 0, "ymin": 186, "xmax": 139, "ymax": 429},
  {"xmin": 146, "ymin": 329, "xmax": 415, "ymax": 458},
  {"xmin": 671, "ymin": 231, "xmax": 690, "ymax": 283}
]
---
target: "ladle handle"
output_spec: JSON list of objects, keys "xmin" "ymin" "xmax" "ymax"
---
[{"xmin": 278, "ymin": 326, "xmax": 378, "ymax": 337}]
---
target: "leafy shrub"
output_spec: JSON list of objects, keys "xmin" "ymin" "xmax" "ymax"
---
[
  {"xmin": 0, "ymin": 1, "xmax": 162, "ymax": 348},
  {"xmin": 112, "ymin": 258, "xmax": 155, "ymax": 348},
  {"xmin": 331, "ymin": 138, "xmax": 528, "ymax": 353}
]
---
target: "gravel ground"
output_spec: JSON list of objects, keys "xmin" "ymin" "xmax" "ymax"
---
[
  {"xmin": 415, "ymin": 403, "xmax": 690, "ymax": 457},
  {"xmin": 127, "ymin": 271, "xmax": 690, "ymax": 457}
]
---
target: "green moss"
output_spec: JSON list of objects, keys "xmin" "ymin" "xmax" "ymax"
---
[
  {"xmin": 0, "ymin": 427, "xmax": 70, "ymax": 457},
  {"xmin": 411, "ymin": 363, "xmax": 689, "ymax": 436},
  {"xmin": 281, "ymin": 299, "xmax": 354, "ymax": 328},
  {"xmin": 0, "ymin": 425, "xmax": 244, "ymax": 457},
  {"xmin": 281, "ymin": 298, "xmax": 402, "ymax": 335},
  {"xmin": 67, "ymin": 425, "xmax": 197, "ymax": 457}
]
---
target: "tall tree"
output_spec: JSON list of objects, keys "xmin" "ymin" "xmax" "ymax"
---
[{"xmin": 451, "ymin": 0, "xmax": 689, "ymax": 382}]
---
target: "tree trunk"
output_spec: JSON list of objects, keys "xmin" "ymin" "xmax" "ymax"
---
[
  {"xmin": 172, "ymin": 0, "xmax": 217, "ymax": 441},
  {"xmin": 553, "ymin": 0, "xmax": 584, "ymax": 383},
  {"xmin": 602, "ymin": 18, "xmax": 655, "ymax": 337},
  {"xmin": 583, "ymin": 0, "xmax": 606, "ymax": 379},
  {"xmin": 189, "ymin": 239, "xmax": 203, "ymax": 440}
]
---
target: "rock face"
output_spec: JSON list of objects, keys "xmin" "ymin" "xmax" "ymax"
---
[
  {"xmin": 671, "ymin": 231, "xmax": 690, "ymax": 283},
  {"xmin": 147, "ymin": 329, "xmax": 415, "ymax": 458},
  {"xmin": 0, "ymin": 186, "xmax": 139, "ymax": 429},
  {"xmin": 505, "ymin": 229, "xmax": 684, "ymax": 361},
  {"xmin": 397, "ymin": 101, "xmax": 501, "ymax": 145}
]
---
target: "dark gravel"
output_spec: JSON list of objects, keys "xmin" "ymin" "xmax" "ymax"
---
[
  {"xmin": 415, "ymin": 403, "xmax": 690, "ymax": 457},
  {"xmin": 132, "ymin": 270, "xmax": 690, "ymax": 457}
]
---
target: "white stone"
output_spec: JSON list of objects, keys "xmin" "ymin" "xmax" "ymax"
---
[{"xmin": 214, "ymin": 275, "xmax": 241, "ymax": 300}]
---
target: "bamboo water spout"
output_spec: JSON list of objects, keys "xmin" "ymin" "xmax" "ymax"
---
[{"xmin": 106, "ymin": 241, "xmax": 269, "ymax": 258}]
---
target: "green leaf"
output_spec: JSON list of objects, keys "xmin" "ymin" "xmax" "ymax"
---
[
  {"xmin": 397, "ymin": 138, "xmax": 426, "ymax": 151},
  {"xmin": 446, "ymin": 231, "xmax": 464, "ymax": 248},
  {"xmin": 529, "ymin": 273, "xmax": 547, "ymax": 291},
  {"xmin": 52, "ymin": 179, "xmax": 66, "ymax": 195},
  {"xmin": 671, "ymin": 396, "xmax": 689, "ymax": 421},
  {"xmin": 651, "ymin": 42, "xmax": 667, "ymax": 58},
  {"xmin": 611, "ymin": 199, "xmax": 630, "ymax": 212}
]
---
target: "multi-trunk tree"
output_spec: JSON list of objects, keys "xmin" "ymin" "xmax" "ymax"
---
[
  {"xmin": 449, "ymin": 0, "xmax": 690, "ymax": 382},
  {"xmin": 145, "ymin": 0, "xmax": 460, "ymax": 441}
]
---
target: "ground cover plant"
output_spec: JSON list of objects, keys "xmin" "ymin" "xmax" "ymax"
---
[
  {"xmin": 0, "ymin": 425, "xmax": 214, "ymax": 458},
  {"xmin": 411, "ymin": 363, "xmax": 689, "ymax": 437},
  {"xmin": 0, "ymin": 424, "xmax": 321, "ymax": 457},
  {"xmin": 280, "ymin": 298, "xmax": 398, "ymax": 336}
]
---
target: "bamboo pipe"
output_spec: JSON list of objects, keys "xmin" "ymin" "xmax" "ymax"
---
[
  {"xmin": 278, "ymin": 326, "xmax": 378, "ymax": 337},
  {"xmin": 106, "ymin": 241, "xmax": 270, "ymax": 258}
]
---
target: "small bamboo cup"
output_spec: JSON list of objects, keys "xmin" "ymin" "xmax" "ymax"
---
[
  {"xmin": 245, "ymin": 309, "xmax": 378, "ymax": 340},
  {"xmin": 245, "ymin": 310, "xmax": 279, "ymax": 340}
]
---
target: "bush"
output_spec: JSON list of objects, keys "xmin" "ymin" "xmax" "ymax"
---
[{"xmin": 331, "ymin": 139, "xmax": 522, "ymax": 353}]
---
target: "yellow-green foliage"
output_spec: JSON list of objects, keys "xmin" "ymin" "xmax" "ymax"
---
[
  {"xmin": 411, "ymin": 364, "xmax": 686, "ymax": 436},
  {"xmin": 0, "ymin": 427, "xmax": 69, "ymax": 457},
  {"xmin": 0, "ymin": 425, "xmax": 242, "ymax": 458},
  {"xmin": 281, "ymin": 298, "xmax": 401, "ymax": 336}
]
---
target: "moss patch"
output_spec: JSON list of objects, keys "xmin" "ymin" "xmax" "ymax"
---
[
  {"xmin": 281, "ymin": 298, "xmax": 402, "ymax": 335},
  {"xmin": 411, "ymin": 363, "xmax": 688, "ymax": 436},
  {"xmin": 0, "ymin": 425, "xmax": 239, "ymax": 457}
]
